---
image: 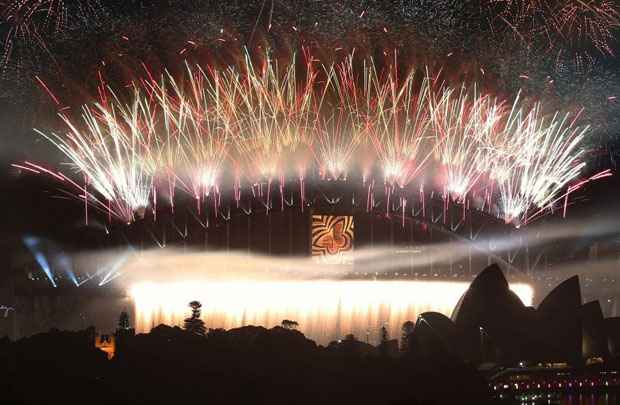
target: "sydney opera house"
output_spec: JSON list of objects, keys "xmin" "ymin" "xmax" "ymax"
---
[{"xmin": 413, "ymin": 264, "xmax": 617, "ymax": 367}]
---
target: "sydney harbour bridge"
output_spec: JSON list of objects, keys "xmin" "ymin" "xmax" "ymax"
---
[{"xmin": 90, "ymin": 174, "xmax": 555, "ymax": 281}]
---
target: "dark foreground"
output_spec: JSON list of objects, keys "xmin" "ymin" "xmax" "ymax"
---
[{"xmin": 1, "ymin": 324, "xmax": 492, "ymax": 405}]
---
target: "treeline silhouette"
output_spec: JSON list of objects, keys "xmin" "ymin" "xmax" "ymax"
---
[{"xmin": 1, "ymin": 320, "xmax": 491, "ymax": 405}]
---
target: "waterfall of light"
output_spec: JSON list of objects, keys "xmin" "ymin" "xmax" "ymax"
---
[{"xmin": 131, "ymin": 280, "xmax": 533, "ymax": 344}]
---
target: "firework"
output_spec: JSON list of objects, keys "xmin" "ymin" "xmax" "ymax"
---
[
  {"xmin": 0, "ymin": 0, "xmax": 103, "ymax": 73},
  {"xmin": 34, "ymin": 86, "xmax": 154, "ymax": 223},
  {"xmin": 500, "ymin": 0, "xmax": 554, "ymax": 35},
  {"xmin": 2, "ymin": 1, "xmax": 68, "ymax": 32},
  {"xmin": 366, "ymin": 64, "xmax": 434, "ymax": 189},
  {"xmin": 431, "ymin": 85, "xmax": 504, "ymax": 200},
  {"xmin": 488, "ymin": 0, "xmax": 620, "ymax": 70},
  {"xmin": 232, "ymin": 50, "xmax": 317, "ymax": 182},
  {"xmin": 311, "ymin": 56, "xmax": 363, "ymax": 180},
  {"xmin": 555, "ymin": 0, "xmax": 620, "ymax": 69},
  {"xmin": 228, "ymin": 50, "xmax": 318, "ymax": 212},
  {"xmin": 152, "ymin": 64, "xmax": 231, "ymax": 207},
  {"xmin": 492, "ymin": 99, "xmax": 589, "ymax": 225},
  {"xmin": 1, "ymin": 0, "xmax": 56, "ymax": 73}
]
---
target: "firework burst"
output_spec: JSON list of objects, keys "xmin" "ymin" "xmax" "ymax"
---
[
  {"xmin": 555, "ymin": 0, "xmax": 620, "ymax": 69},
  {"xmin": 152, "ymin": 64, "xmax": 232, "ymax": 208},
  {"xmin": 367, "ymin": 64, "xmax": 434, "ymax": 189},
  {"xmin": 311, "ymin": 56, "xmax": 363, "ymax": 180},
  {"xmin": 0, "ymin": 0, "xmax": 103, "ymax": 74},
  {"xmin": 431, "ymin": 85, "xmax": 504, "ymax": 200},
  {"xmin": 232, "ymin": 50, "xmax": 316, "ymax": 182},
  {"xmin": 34, "ymin": 87, "xmax": 154, "ymax": 223},
  {"xmin": 492, "ymin": 99, "xmax": 589, "ymax": 225},
  {"xmin": 487, "ymin": 0, "xmax": 620, "ymax": 70}
]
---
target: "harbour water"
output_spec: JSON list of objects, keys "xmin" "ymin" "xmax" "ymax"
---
[{"xmin": 509, "ymin": 392, "xmax": 619, "ymax": 404}]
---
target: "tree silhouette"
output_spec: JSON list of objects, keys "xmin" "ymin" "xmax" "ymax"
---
[
  {"xmin": 378, "ymin": 326, "xmax": 391, "ymax": 356},
  {"xmin": 380, "ymin": 326, "xmax": 389, "ymax": 345},
  {"xmin": 400, "ymin": 321, "xmax": 415, "ymax": 352},
  {"xmin": 281, "ymin": 319, "xmax": 299, "ymax": 330},
  {"xmin": 184, "ymin": 300, "xmax": 206, "ymax": 336},
  {"xmin": 118, "ymin": 311, "xmax": 130, "ymax": 330},
  {"xmin": 114, "ymin": 310, "xmax": 134, "ymax": 357}
]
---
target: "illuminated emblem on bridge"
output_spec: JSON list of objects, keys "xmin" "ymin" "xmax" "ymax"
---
[{"xmin": 312, "ymin": 215, "xmax": 354, "ymax": 264}]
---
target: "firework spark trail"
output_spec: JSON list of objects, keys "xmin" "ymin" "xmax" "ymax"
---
[
  {"xmin": 492, "ymin": 99, "xmax": 589, "ymax": 225},
  {"xmin": 231, "ymin": 50, "xmax": 317, "ymax": 211},
  {"xmin": 363, "ymin": 62, "xmax": 437, "ymax": 219},
  {"xmin": 553, "ymin": 0, "xmax": 620, "ymax": 70},
  {"xmin": 488, "ymin": 0, "xmax": 620, "ymax": 70},
  {"xmin": 367, "ymin": 64, "xmax": 435, "ymax": 189},
  {"xmin": 141, "ymin": 67, "xmax": 186, "ymax": 213},
  {"xmin": 1, "ymin": 2, "xmax": 54, "ymax": 73},
  {"xmin": 555, "ymin": 0, "xmax": 620, "ymax": 55},
  {"xmin": 311, "ymin": 111, "xmax": 359, "ymax": 181},
  {"xmin": 232, "ymin": 54, "xmax": 286, "ymax": 182},
  {"xmin": 351, "ymin": 61, "xmax": 436, "ymax": 220},
  {"xmin": 501, "ymin": 0, "xmax": 554, "ymax": 37},
  {"xmin": 0, "ymin": 0, "xmax": 104, "ymax": 73},
  {"xmin": 310, "ymin": 56, "xmax": 363, "ymax": 180},
  {"xmin": 150, "ymin": 64, "xmax": 231, "ymax": 215},
  {"xmin": 431, "ymin": 85, "xmax": 504, "ymax": 201},
  {"xmin": 34, "ymin": 87, "xmax": 154, "ymax": 223},
  {"xmin": 3, "ymin": 1, "xmax": 68, "ymax": 33},
  {"xmin": 234, "ymin": 50, "xmax": 316, "ymax": 178}
]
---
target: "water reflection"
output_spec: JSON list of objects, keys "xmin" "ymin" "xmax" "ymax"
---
[
  {"xmin": 561, "ymin": 393, "xmax": 617, "ymax": 405},
  {"xmin": 516, "ymin": 392, "xmax": 618, "ymax": 404},
  {"xmin": 131, "ymin": 280, "xmax": 533, "ymax": 344}
]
